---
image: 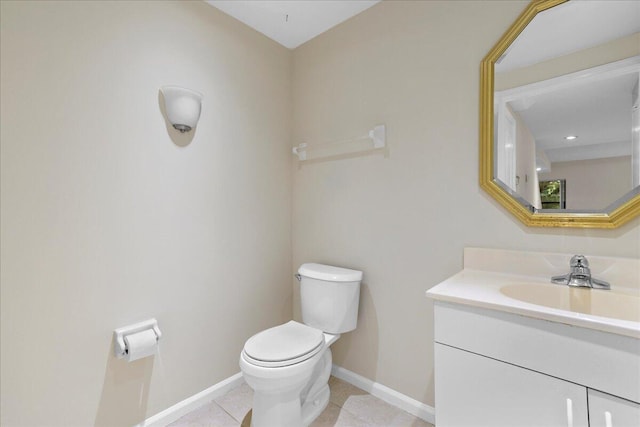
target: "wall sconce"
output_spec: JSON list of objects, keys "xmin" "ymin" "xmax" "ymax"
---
[{"xmin": 160, "ymin": 86, "xmax": 203, "ymax": 133}]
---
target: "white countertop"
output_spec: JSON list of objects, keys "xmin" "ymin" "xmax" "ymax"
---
[{"xmin": 426, "ymin": 248, "xmax": 640, "ymax": 339}]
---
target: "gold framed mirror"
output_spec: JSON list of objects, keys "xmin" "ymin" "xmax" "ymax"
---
[{"xmin": 480, "ymin": 0, "xmax": 640, "ymax": 228}]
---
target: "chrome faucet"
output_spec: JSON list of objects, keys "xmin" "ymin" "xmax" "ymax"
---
[{"xmin": 551, "ymin": 255, "xmax": 610, "ymax": 290}]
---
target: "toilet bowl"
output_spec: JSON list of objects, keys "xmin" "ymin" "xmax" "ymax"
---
[
  {"xmin": 240, "ymin": 321, "xmax": 339, "ymax": 426},
  {"xmin": 239, "ymin": 263, "xmax": 362, "ymax": 427}
]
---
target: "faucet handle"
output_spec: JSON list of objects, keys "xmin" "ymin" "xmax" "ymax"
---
[{"xmin": 570, "ymin": 255, "xmax": 589, "ymax": 268}]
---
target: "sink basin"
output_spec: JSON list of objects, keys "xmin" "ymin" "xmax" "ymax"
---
[{"xmin": 500, "ymin": 283, "xmax": 640, "ymax": 322}]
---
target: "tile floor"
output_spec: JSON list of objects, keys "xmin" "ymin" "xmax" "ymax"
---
[{"xmin": 168, "ymin": 376, "xmax": 434, "ymax": 427}]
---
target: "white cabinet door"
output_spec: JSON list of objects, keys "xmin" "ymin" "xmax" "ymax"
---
[
  {"xmin": 435, "ymin": 343, "xmax": 589, "ymax": 427},
  {"xmin": 588, "ymin": 389, "xmax": 640, "ymax": 427}
]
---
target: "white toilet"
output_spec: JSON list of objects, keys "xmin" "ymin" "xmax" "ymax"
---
[{"xmin": 239, "ymin": 263, "xmax": 362, "ymax": 427}]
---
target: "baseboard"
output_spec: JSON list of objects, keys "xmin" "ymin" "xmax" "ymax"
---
[
  {"xmin": 331, "ymin": 364, "xmax": 436, "ymax": 425},
  {"xmin": 135, "ymin": 372, "xmax": 244, "ymax": 427}
]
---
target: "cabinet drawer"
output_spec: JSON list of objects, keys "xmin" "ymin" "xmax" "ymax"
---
[{"xmin": 588, "ymin": 389, "xmax": 640, "ymax": 427}]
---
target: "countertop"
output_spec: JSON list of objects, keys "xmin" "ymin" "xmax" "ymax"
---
[{"xmin": 426, "ymin": 268, "xmax": 640, "ymax": 339}]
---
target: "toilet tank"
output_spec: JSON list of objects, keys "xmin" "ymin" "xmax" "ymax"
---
[{"xmin": 298, "ymin": 263, "xmax": 362, "ymax": 334}]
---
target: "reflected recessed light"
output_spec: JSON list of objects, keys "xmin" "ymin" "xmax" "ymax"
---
[
  {"xmin": 536, "ymin": 167, "xmax": 542, "ymax": 171},
  {"xmin": 565, "ymin": 135, "xmax": 577, "ymax": 140}
]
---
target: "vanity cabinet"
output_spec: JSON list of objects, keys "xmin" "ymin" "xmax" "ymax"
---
[
  {"xmin": 435, "ymin": 343, "xmax": 589, "ymax": 426},
  {"xmin": 433, "ymin": 301, "xmax": 640, "ymax": 427}
]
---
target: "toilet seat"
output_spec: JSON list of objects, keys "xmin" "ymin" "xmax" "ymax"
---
[{"xmin": 242, "ymin": 321, "xmax": 325, "ymax": 368}]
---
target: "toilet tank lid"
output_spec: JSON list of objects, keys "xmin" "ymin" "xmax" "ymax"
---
[{"xmin": 298, "ymin": 263, "xmax": 362, "ymax": 282}]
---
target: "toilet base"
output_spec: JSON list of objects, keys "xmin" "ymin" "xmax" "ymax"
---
[
  {"xmin": 251, "ymin": 387, "xmax": 304, "ymax": 427},
  {"xmin": 241, "ymin": 388, "xmax": 329, "ymax": 427},
  {"xmin": 247, "ymin": 349, "xmax": 333, "ymax": 427},
  {"xmin": 301, "ymin": 349, "xmax": 332, "ymax": 426},
  {"xmin": 246, "ymin": 384, "xmax": 330, "ymax": 427},
  {"xmin": 301, "ymin": 384, "xmax": 329, "ymax": 426}
]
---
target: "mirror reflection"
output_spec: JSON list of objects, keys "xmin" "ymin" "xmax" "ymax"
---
[{"xmin": 493, "ymin": 0, "xmax": 640, "ymax": 212}]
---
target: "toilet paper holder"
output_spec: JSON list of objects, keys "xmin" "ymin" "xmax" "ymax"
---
[{"xmin": 113, "ymin": 318, "xmax": 162, "ymax": 359}]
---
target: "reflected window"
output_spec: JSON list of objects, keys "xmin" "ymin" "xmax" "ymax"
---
[{"xmin": 539, "ymin": 179, "xmax": 566, "ymax": 209}]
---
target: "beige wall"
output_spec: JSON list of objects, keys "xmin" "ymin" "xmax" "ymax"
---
[
  {"xmin": 540, "ymin": 156, "xmax": 633, "ymax": 210},
  {"xmin": 292, "ymin": 0, "xmax": 640, "ymax": 408},
  {"xmin": 0, "ymin": 1, "xmax": 291, "ymax": 426}
]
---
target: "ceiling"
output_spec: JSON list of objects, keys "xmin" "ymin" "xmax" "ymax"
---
[
  {"xmin": 205, "ymin": 0, "xmax": 381, "ymax": 49},
  {"xmin": 496, "ymin": 0, "xmax": 640, "ymax": 72},
  {"xmin": 510, "ymin": 69, "xmax": 638, "ymax": 163}
]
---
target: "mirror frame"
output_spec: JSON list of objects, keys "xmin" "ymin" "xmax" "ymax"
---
[{"xmin": 480, "ymin": 0, "xmax": 640, "ymax": 228}]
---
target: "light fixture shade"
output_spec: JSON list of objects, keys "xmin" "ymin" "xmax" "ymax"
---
[{"xmin": 160, "ymin": 86, "xmax": 203, "ymax": 133}]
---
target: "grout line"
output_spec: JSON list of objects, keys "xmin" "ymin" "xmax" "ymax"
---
[
  {"xmin": 331, "ymin": 365, "xmax": 436, "ymax": 425},
  {"xmin": 329, "ymin": 376, "xmax": 423, "ymax": 426},
  {"xmin": 214, "ymin": 400, "xmax": 244, "ymax": 425}
]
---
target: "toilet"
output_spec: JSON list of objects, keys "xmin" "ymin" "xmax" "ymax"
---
[{"xmin": 239, "ymin": 263, "xmax": 362, "ymax": 427}]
